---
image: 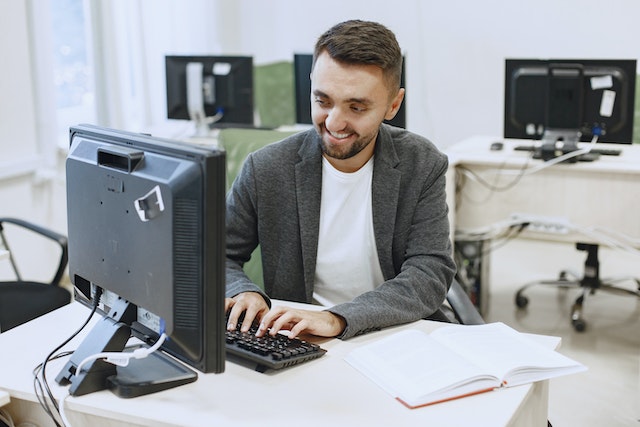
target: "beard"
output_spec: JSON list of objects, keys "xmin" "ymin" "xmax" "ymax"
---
[{"xmin": 316, "ymin": 125, "xmax": 375, "ymax": 160}]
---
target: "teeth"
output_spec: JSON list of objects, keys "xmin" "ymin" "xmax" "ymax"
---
[{"xmin": 330, "ymin": 131, "xmax": 351, "ymax": 139}]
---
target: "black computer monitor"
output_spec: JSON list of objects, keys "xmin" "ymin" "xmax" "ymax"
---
[
  {"xmin": 504, "ymin": 58, "xmax": 636, "ymax": 143},
  {"xmin": 294, "ymin": 53, "xmax": 407, "ymax": 129},
  {"xmin": 56, "ymin": 124, "xmax": 226, "ymax": 397},
  {"xmin": 166, "ymin": 55, "xmax": 254, "ymax": 134}
]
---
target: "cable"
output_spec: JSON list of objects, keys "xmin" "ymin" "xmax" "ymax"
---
[
  {"xmin": 0, "ymin": 408, "xmax": 15, "ymax": 427},
  {"xmin": 74, "ymin": 332, "xmax": 167, "ymax": 376},
  {"xmin": 33, "ymin": 287, "xmax": 103, "ymax": 427},
  {"xmin": 499, "ymin": 135, "xmax": 599, "ymax": 177},
  {"xmin": 58, "ymin": 331, "xmax": 168, "ymax": 427},
  {"xmin": 456, "ymin": 152, "xmax": 534, "ymax": 194},
  {"xmin": 456, "ymin": 215, "xmax": 640, "ymax": 261}
]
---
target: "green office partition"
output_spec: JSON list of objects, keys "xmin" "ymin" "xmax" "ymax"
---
[{"xmin": 253, "ymin": 61, "xmax": 296, "ymax": 129}]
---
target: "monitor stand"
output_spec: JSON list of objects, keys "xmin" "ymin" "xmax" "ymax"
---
[
  {"xmin": 539, "ymin": 129, "xmax": 597, "ymax": 162},
  {"xmin": 107, "ymin": 343, "xmax": 197, "ymax": 398},
  {"xmin": 55, "ymin": 298, "xmax": 196, "ymax": 397}
]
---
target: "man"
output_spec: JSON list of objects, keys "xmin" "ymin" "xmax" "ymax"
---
[{"xmin": 225, "ymin": 20, "xmax": 456, "ymax": 340}]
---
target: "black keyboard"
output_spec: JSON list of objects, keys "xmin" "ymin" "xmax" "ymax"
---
[
  {"xmin": 514, "ymin": 144, "xmax": 621, "ymax": 156},
  {"xmin": 225, "ymin": 323, "xmax": 327, "ymax": 372}
]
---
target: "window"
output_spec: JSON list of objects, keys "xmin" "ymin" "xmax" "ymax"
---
[{"xmin": 50, "ymin": 0, "xmax": 96, "ymax": 145}]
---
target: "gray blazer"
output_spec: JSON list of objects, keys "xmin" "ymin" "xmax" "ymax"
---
[{"xmin": 225, "ymin": 124, "xmax": 456, "ymax": 339}]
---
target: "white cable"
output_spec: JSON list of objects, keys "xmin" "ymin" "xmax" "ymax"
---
[
  {"xmin": 0, "ymin": 408, "xmax": 15, "ymax": 427},
  {"xmin": 499, "ymin": 135, "xmax": 599, "ymax": 177},
  {"xmin": 75, "ymin": 333, "xmax": 168, "ymax": 376},
  {"xmin": 59, "ymin": 393, "xmax": 71, "ymax": 427},
  {"xmin": 587, "ymin": 226, "xmax": 640, "ymax": 251},
  {"xmin": 58, "ymin": 333, "xmax": 168, "ymax": 427},
  {"xmin": 456, "ymin": 215, "xmax": 640, "ymax": 259}
]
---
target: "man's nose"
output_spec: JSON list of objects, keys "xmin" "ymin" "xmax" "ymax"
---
[{"xmin": 324, "ymin": 107, "xmax": 347, "ymax": 132}]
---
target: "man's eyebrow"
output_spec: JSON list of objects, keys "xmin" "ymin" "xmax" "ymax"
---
[
  {"xmin": 312, "ymin": 90, "xmax": 373, "ymax": 105},
  {"xmin": 347, "ymin": 97, "xmax": 373, "ymax": 105}
]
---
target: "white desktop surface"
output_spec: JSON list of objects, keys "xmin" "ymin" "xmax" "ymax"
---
[
  {"xmin": 0, "ymin": 302, "xmax": 553, "ymax": 427},
  {"xmin": 446, "ymin": 136, "xmax": 640, "ymax": 243}
]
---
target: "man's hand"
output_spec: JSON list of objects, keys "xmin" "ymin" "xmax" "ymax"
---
[
  {"xmin": 225, "ymin": 292, "xmax": 269, "ymax": 332},
  {"xmin": 255, "ymin": 306, "xmax": 346, "ymax": 339}
]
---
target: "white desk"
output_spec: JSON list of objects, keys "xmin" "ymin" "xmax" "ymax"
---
[
  {"xmin": 0, "ymin": 302, "xmax": 553, "ymax": 427},
  {"xmin": 446, "ymin": 136, "xmax": 640, "ymax": 245}
]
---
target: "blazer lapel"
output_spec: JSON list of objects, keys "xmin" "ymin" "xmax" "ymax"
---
[
  {"xmin": 295, "ymin": 134, "xmax": 323, "ymax": 301},
  {"xmin": 372, "ymin": 128, "xmax": 401, "ymax": 280}
]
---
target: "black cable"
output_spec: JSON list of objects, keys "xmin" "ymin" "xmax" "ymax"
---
[
  {"xmin": 456, "ymin": 151, "xmax": 533, "ymax": 193},
  {"xmin": 33, "ymin": 287, "xmax": 103, "ymax": 426},
  {"xmin": 480, "ymin": 222, "xmax": 529, "ymax": 256},
  {"xmin": 33, "ymin": 351, "xmax": 73, "ymax": 425}
]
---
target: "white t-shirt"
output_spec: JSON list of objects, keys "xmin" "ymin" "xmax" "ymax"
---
[{"xmin": 313, "ymin": 156, "xmax": 384, "ymax": 307}]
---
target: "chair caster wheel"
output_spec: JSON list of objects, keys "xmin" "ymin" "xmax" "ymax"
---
[
  {"xmin": 515, "ymin": 294, "xmax": 529, "ymax": 308},
  {"xmin": 572, "ymin": 318, "xmax": 586, "ymax": 332}
]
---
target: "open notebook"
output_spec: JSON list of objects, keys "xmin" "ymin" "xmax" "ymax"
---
[{"xmin": 345, "ymin": 322, "xmax": 587, "ymax": 409}]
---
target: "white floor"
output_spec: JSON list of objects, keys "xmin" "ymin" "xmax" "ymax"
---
[{"xmin": 483, "ymin": 239, "xmax": 640, "ymax": 427}]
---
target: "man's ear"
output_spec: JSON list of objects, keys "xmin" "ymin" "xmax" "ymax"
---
[{"xmin": 385, "ymin": 88, "xmax": 405, "ymax": 121}]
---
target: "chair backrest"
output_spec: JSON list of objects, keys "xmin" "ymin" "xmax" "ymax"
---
[
  {"xmin": 0, "ymin": 217, "xmax": 68, "ymax": 285},
  {"xmin": 0, "ymin": 217, "xmax": 71, "ymax": 332}
]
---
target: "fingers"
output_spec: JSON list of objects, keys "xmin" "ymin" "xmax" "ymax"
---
[
  {"xmin": 256, "ymin": 307, "xmax": 346, "ymax": 339},
  {"xmin": 226, "ymin": 292, "xmax": 269, "ymax": 332},
  {"xmin": 256, "ymin": 306, "xmax": 299, "ymax": 338}
]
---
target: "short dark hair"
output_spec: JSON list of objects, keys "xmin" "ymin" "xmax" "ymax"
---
[{"xmin": 313, "ymin": 20, "xmax": 403, "ymax": 93}]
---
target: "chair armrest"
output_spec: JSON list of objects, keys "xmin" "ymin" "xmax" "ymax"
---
[
  {"xmin": 446, "ymin": 278, "xmax": 485, "ymax": 325},
  {"xmin": 0, "ymin": 217, "xmax": 69, "ymax": 286}
]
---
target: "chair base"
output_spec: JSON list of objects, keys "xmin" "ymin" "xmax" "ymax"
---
[
  {"xmin": 515, "ymin": 272, "xmax": 640, "ymax": 331},
  {"xmin": 514, "ymin": 243, "xmax": 640, "ymax": 332}
]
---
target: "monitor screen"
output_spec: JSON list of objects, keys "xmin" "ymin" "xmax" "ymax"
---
[
  {"xmin": 294, "ymin": 53, "xmax": 407, "ymax": 129},
  {"xmin": 166, "ymin": 55, "xmax": 254, "ymax": 131},
  {"xmin": 504, "ymin": 59, "xmax": 637, "ymax": 143},
  {"xmin": 56, "ymin": 124, "xmax": 226, "ymax": 396}
]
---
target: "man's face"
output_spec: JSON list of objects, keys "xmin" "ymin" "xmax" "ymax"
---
[{"xmin": 310, "ymin": 52, "xmax": 404, "ymax": 173}]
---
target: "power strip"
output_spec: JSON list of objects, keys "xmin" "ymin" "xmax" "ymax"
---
[{"xmin": 510, "ymin": 213, "xmax": 571, "ymax": 235}]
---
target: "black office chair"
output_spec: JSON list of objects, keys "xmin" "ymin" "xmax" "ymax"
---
[
  {"xmin": 515, "ymin": 242, "xmax": 640, "ymax": 331},
  {"xmin": 0, "ymin": 217, "xmax": 71, "ymax": 333}
]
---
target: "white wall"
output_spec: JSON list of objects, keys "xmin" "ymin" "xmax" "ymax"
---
[{"xmin": 218, "ymin": 0, "xmax": 640, "ymax": 148}]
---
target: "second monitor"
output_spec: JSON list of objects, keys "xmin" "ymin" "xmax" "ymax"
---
[
  {"xmin": 504, "ymin": 58, "xmax": 637, "ymax": 144},
  {"xmin": 294, "ymin": 53, "xmax": 407, "ymax": 129},
  {"xmin": 165, "ymin": 55, "xmax": 254, "ymax": 135}
]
